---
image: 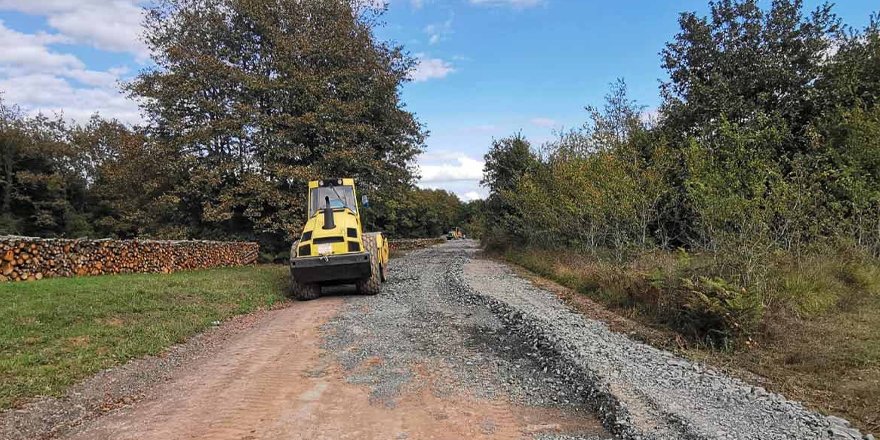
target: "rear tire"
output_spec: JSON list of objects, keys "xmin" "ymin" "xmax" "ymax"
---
[
  {"xmin": 289, "ymin": 240, "xmax": 321, "ymax": 301},
  {"xmin": 290, "ymin": 276, "xmax": 321, "ymax": 301},
  {"xmin": 357, "ymin": 233, "xmax": 382, "ymax": 295}
]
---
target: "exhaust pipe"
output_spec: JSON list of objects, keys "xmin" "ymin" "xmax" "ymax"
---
[{"xmin": 322, "ymin": 196, "xmax": 335, "ymax": 230}]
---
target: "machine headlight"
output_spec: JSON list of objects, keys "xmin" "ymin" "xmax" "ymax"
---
[{"xmin": 298, "ymin": 244, "xmax": 311, "ymax": 256}]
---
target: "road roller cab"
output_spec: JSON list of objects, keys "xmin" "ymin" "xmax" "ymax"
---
[{"xmin": 289, "ymin": 178, "xmax": 388, "ymax": 300}]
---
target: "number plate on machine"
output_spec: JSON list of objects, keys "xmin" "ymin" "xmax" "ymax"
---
[{"xmin": 317, "ymin": 243, "xmax": 333, "ymax": 255}]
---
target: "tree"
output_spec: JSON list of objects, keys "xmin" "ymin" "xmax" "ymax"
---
[
  {"xmin": 0, "ymin": 99, "xmax": 26, "ymax": 233},
  {"xmin": 482, "ymin": 133, "xmax": 538, "ymax": 195},
  {"xmin": 459, "ymin": 199, "xmax": 487, "ymax": 239},
  {"xmin": 661, "ymin": 0, "xmax": 840, "ymax": 156},
  {"xmin": 481, "ymin": 133, "xmax": 539, "ymax": 246},
  {"xmin": 365, "ymin": 187, "xmax": 464, "ymax": 238},
  {"xmin": 129, "ymin": 0, "xmax": 425, "ymax": 249},
  {"xmin": 505, "ymin": 82, "xmax": 669, "ymax": 256},
  {"xmin": 72, "ymin": 118, "xmax": 186, "ymax": 239},
  {"xmin": 0, "ymin": 98, "xmax": 93, "ymax": 237},
  {"xmin": 817, "ymin": 15, "xmax": 880, "ymax": 112}
]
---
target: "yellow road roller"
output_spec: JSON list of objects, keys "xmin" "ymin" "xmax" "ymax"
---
[{"xmin": 289, "ymin": 178, "xmax": 388, "ymax": 300}]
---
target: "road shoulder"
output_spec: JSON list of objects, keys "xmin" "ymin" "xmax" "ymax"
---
[
  {"xmin": 0, "ymin": 303, "xmax": 291, "ymax": 440},
  {"xmin": 462, "ymin": 254, "xmax": 866, "ymax": 440}
]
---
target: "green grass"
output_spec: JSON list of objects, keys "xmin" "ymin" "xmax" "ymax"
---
[{"xmin": 0, "ymin": 265, "xmax": 288, "ymax": 409}]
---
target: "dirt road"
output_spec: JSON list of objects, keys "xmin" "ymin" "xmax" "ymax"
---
[
  {"xmin": 62, "ymin": 241, "xmax": 609, "ymax": 440},
  {"xmin": 9, "ymin": 240, "xmax": 862, "ymax": 440}
]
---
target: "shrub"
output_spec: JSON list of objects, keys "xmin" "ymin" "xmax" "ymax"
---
[
  {"xmin": 505, "ymin": 247, "xmax": 764, "ymax": 348},
  {"xmin": 678, "ymin": 276, "xmax": 764, "ymax": 347}
]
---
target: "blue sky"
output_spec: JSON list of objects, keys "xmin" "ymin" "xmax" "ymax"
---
[{"xmin": 0, "ymin": 1, "xmax": 876, "ymax": 200}]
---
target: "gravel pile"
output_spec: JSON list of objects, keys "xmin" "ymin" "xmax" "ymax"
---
[
  {"xmin": 321, "ymin": 241, "xmax": 610, "ymax": 439},
  {"xmin": 453, "ymin": 241, "xmax": 871, "ymax": 440}
]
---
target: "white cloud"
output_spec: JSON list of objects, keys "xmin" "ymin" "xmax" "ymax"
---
[
  {"xmin": 529, "ymin": 117, "xmax": 558, "ymax": 128},
  {"xmin": 0, "ymin": 73, "xmax": 141, "ymax": 123},
  {"xmin": 640, "ymin": 107, "xmax": 660, "ymax": 126},
  {"xmin": 65, "ymin": 66, "xmax": 128, "ymax": 89},
  {"xmin": 423, "ymin": 16, "xmax": 453, "ymax": 45},
  {"xmin": 0, "ymin": 22, "xmax": 80, "ymax": 73},
  {"xmin": 419, "ymin": 155, "xmax": 484, "ymax": 183},
  {"xmin": 468, "ymin": 0, "xmax": 544, "ymax": 8},
  {"xmin": 0, "ymin": 1, "xmax": 149, "ymax": 59},
  {"xmin": 417, "ymin": 153, "xmax": 487, "ymax": 201},
  {"xmin": 357, "ymin": 0, "xmax": 390, "ymax": 10},
  {"xmin": 462, "ymin": 191, "xmax": 483, "ymax": 201},
  {"xmin": 410, "ymin": 54, "xmax": 454, "ymax": 82},
  {"xmin": 418, "ymin": 182, "xmax": 486, "ymax": 201},
  {"xmin": 0, "ymin": 20, "xmax": 140, "ymax": 124},
  {"xmin": 420, "ymin": 150, "xmax": 470, "ymax": 162}
]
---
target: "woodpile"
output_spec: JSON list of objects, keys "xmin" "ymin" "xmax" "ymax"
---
[{"xmin": 0, "ymin": 236, "xmax": 259, "ymax": 282}]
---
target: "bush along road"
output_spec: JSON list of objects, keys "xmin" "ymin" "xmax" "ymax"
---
[{"xmin": 2, "ymin": 240, "xmax": 869, "ymax": 440}]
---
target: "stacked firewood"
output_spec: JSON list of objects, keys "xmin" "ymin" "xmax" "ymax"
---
[{"xmin": 0, "ymin": 236, "xmax": 259, "ymax": 282}]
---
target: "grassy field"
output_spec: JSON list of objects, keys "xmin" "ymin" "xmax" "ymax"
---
[
  {"xmin": 503, "ymin": 248, "xmax": 879, "ymax": 435},
  {"xmin": 0, "ymin": 265, "xmax": 287, "ymax": 409}
]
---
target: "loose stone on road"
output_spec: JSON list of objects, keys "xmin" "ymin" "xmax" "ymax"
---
[
  {"xmin": 63, "ymin": 240, "xmax": 610, "ymax": 440},
  {"xmin": 19, "ymin": 240, "xmax": 863, "ymax": 440}
]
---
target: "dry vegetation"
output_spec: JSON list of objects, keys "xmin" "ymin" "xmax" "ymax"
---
[{"xmin": 504, "ymin": 248, "xmax": 880, "ymax": 434}]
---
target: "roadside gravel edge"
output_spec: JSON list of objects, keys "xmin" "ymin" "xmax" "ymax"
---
[
  {"xmin": 452, "ymin": 252, "xmax": 869, "ymax": 440},
  {"xmin": 448, "ymin": 258, "xmax": 664, "ymax": 440}
]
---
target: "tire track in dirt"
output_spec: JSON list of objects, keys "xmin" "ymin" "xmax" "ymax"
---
[
  {"xmin": 65, "ymin": 300, "xmax": 337, "ymax": 440},
  {"xmin": 59, "ymin": 242, "xmax": 610, "ymax": 440},
  {"xmin": 321, "ymin": 242, "xmax": 611, "ymax": 440}
]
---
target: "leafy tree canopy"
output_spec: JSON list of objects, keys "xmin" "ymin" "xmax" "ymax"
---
[{"xmin": 129, "ymin": 0, "xmax": 426, "ymax": 245}]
